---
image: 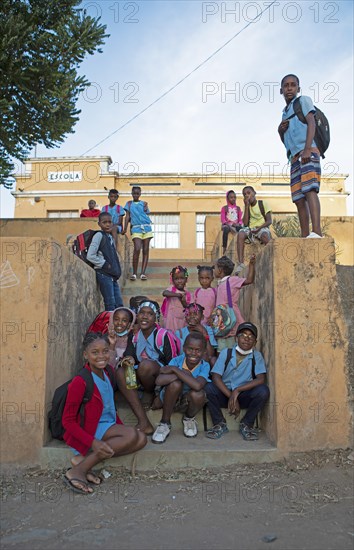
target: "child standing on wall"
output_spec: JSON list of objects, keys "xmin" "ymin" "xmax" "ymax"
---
[
  {"xmin": 122, "ymin": 186, "xmax": 153, "ymax": 281},
  {"xmin": 86, "ymin": 212, "xmax": 123, "ymax": 311},
  {"xmin": 236, "ymin": 186, "xmax": 272, "ymax": 274},
  {"xmin": 214, "ymin": 255, "xmax": 255, "ymax": 352},
  {"xmin": 161, "ymin": 266, "xmax": 192, "ymax": 331},
  {"xmin": 221, "ymin": 190, "xmax": 243, "ymax": 254},
  {"xmin": 62, "ymin": 333, "xmax": 146, "ymax": 495},
  {"xmin": 101, "ymin": 189, "xmax": 125, "ymax": 245},
  {"xmin": 278, "ymin": 74, "xmax": 322, "ymax": 238},
  {"xmin": 193, "ymin": 265, "xmax": 216, "ymax": 326}
]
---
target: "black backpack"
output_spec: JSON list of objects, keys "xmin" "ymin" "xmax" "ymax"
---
[
  {"xmin": 48, "ymin": 366, "xmax": 115, "ymax": 440},
  {"xmin": 288, "ymin": 97, "xmax": 330, "ymax": 159},
  {"xmin": 72, "ymin": 230, "xmax": 98, "ymax": 267}
]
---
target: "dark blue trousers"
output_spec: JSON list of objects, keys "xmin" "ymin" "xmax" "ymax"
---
[{"xmin": 205, "ymin": 382, "xmax": 270, "ymax": 427}]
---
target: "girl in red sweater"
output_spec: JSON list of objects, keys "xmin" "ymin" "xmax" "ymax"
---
[{"xmin": 62, "ymin": 333, "xmax": 146, "ymax": 495}]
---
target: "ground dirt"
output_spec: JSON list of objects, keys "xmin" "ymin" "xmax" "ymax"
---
[{"xmin": 1, "ymin": 449, "xmax": 353, "ymax": 550}]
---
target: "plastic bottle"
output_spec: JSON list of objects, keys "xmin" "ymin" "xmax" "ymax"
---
[{"xmin": 121, "ymin": 357, "xmax": 137, "ymax": 389}]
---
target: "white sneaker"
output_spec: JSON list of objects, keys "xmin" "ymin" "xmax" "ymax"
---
[
  {"xmin": 152, "ymin": 422, "xmax": 171, "ymax": 444},
  {"xmin": 182, "ymin": 416, "xmax": 198, "ymax": 438},
  {"xmin": 306, "ymin": 232, "xmax": 323, "ymax": 238}
]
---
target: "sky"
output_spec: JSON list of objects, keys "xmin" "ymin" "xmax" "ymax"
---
[{"xmin": 1, "ymin": 0, "xmax": 353, "ymax": 217}]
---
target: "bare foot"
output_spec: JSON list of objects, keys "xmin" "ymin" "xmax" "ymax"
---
[
  {"xmin": 151, "ymin": 395, "xmax": 163, "ymax": 410},
  {"xmin": 64, "ymin": 468, "xmax": 93, "ymax": 494},
  {"xmin": 70, "ymin": 456, "xmax": 102, "ymax": 485},
  {"xmin": 136, "ymin": 422, "xmax": 154, "ymax": 435}
]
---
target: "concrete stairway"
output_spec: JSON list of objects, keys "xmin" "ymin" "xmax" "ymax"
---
[
  {"xmin": 41, "ymin": 392, "xmax": 278, "ymax": 471},
  {"xmin": 121, "ymin": 259, "xmax": 209, "ymax": 306},
  {"xmin": 41, "ymin": 258, "xmax": 279, "ymax": 471}
]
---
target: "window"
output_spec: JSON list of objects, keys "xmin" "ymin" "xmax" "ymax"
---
[
  {"xmin": 196, "ymin": 213, "xmax": 219, "ymax": 249},
  {"xmin": 150, "ymin": 214, "xmax": 179, "ymax": 248},
  {"xmin": 47, "ymin": 211, "xmax": 79, "ymax": 218}
]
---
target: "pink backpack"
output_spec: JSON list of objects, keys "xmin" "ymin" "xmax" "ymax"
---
[{"xmin": 132, "ymin": 327, "xmax": 180, "ymax": 360}]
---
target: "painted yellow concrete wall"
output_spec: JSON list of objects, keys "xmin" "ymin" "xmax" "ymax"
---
[
  {"xmin": 0, "ymin": 233, "xmax": 351, "ymax": 464},
  {"xmin": 12, "ymin": 156, "xmax": 349, "ymax": 261},
  {"xmin": 206, "ymin": 215, "xmax": 354, "ymax": 266},
  {"xmin": 0, "ymin": 219, "xmax": 132, "ymax": 280},
  {"xmin": 0, "ymin": 238, "xmax": 102, "ymax": 464},
  {"xmin": 238, "ymin": 239, "xmax": 352, "ymax": 451}
]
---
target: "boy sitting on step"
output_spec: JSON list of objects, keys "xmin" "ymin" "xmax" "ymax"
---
[
  {"xmin": 152, "ymin": 332, "xmax": 210, "ymax": 444},
  {"xmin": 205, "ymin": 322, "xmax": 269, "ymax": 441}
]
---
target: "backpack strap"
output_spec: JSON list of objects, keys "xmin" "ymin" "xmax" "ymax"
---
[
  {"xmin": 226, "ymin": 278, "xmax": 233, "ymax": 308},
  {"xmin": 293, "ymin": 97, "xmax": 307, "ymax": 124},
  {"xmin": 104, "ymin": 365, "xmax": 118, "ymax": 392},
  {"xmin": 251, "ymin": 353, "xmax": 256, "ymax": 380},
  {"xmin": 194, "ymin": 288, "xmax": 199, "ymax": 301},
  {"xmin": 258, "ymin": 200, "xmax": 266, "ymax": 221},
  {"xmin": 104, "ymin": 205, "xmax": 108, "ymax": 213},
  {"xmin": 77, "ymin": 367, "xmax": 94, "ymax": 427},
  {"xmin": 212, "ymin": 287, "xmax": 217, "ymax": 299},
  {"xmin": 155, "ymin": 328, "xmax": 179, "ymax": 359}
]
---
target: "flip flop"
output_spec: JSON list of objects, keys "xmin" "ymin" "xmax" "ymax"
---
[
  {"xmin": 130, "ymin": 274, "xmax": 137, "ymax": 280},
  {"xmin": 63, "ymin": 475, "xmax": 93, "ymax": 495},
  {"xmin": 86, "ymin": 470, "xmax": 103, "ymax": 485},
  {"xmin": 140, "ymin": 274, "xmax": 148, "ymax": 280}
]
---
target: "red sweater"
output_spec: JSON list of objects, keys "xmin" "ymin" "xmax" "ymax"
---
[
  {"xmin": 80, "ymin": 209, "xmax": 101, "ymax": 218},
  {"xmin": 62, "ymin": 365, "xmax": 122, "ymax": 455}
]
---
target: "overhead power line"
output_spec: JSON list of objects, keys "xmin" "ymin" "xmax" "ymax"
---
[{"xmin": 81, "ymin": 0, "xmax": 278, "ymax": 156}]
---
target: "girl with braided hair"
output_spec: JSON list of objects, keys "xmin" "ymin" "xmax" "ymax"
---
[{"xmin": 161, "ymin": 265, "xmax": 192, "ymax": 331}]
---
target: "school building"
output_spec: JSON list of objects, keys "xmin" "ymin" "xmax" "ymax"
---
[{"xmin": 11, "ymin": 155, "xmax": 350, "ymax": 260}]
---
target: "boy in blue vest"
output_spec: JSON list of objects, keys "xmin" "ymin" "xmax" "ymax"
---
[
  {"xmin": 204, "ymin": 322, "xmax": 269, "ymax": 441},
  {"xmin": 87, "ymin": 212, "xmax": 123, "ymax": 311},
  {"xmin": 101, "ymin": 189, "xmax": 125, "ymax": 245},
  {"xmin": 278, "ymin": 74, "xmax": 322, "ymax": 238}
]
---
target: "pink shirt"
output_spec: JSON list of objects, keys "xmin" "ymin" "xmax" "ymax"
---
[
  {"xmin": 216, "ymin": 276, "xmax": 246, "ymax": 336},
  {"xmin": 161, "ymin": 286, "xmax": 192, "ymax": 332},
  {"xmin": 193, "ymin": 287, "xmax": 217, "ymax": 325}
]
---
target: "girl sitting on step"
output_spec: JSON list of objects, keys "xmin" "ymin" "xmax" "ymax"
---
[
  {"xmin": 62, "ymin": 332, "xmax": 146, "ymax": 495},
  {"xmin": 117, "ymin": 301, "xmax": 179, "ymax": 435}
]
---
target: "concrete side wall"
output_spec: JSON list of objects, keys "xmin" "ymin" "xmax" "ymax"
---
[
  {"xmin": 205, "ymin": 216, "xmax": 354, "ymax": 266},
  {"xmin": 0, "ymin": 238, "xmax": 101, "ymax": 464},
  {"xmin": 272, "ymin": 239, "xmax": 351, "ymax": 450},
  {"xmin": 0, "ymin": 219, "xmax": 132, "ymax": 281}
]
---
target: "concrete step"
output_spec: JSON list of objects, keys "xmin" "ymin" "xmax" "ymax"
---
[
  {"xmin": 41, "ymin": 433, "xmax": 279, "ymax": 471},
  {"xmin": 116, "ymin": 395, "xmax": 250, "ymax": 432},
  {"xmin": 41, "ymin": 393, "xmax": 277, "ymax": 471}
]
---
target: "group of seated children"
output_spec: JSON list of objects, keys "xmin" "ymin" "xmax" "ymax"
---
[
  {"xmin": 62, "ymin": 253, "xmax": 269, "ymax": 493},
  {"xmin": 220, "ymin": 187, "xmax": 272, "ymax": 273}
]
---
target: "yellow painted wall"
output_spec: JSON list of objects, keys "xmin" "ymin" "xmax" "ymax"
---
[
  {"xmin": 1, "ymin": 233, "xmax": 351, "ymax": 464},
  {"xmin": 238, "ymin": 239, "xmax": 352, "ymax": 451},
  {"xmin": 0, "ymin": 238, "xmax": 102, "ymax": 464},
  {"xmin": 206, "ymin": 216, "xmax": 354, "ymax": 266},
  {"xmin": 12, "ymin": 156, "xmax": 349, "ymax": 261}
]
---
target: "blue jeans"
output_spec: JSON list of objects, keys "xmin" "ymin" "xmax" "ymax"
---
[
  {"xmin": 96, "ymin": 272, "xmax": 123, "ymax": 311},
  {"xmin": 205, "ymin": 382, "xmax": 269, "ymax": 427}
]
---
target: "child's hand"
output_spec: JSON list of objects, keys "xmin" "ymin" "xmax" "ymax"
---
[
  {"xmin": 108, "ymin": 328, "xmax": 117, "ymax": 347},
  {"xmin": 278, "ymin": 120, "xmax": 289, "ymax": 134},
  {"xmin": 249, "ymin": 254, "xmax": 256, "ymax": 265},
  {"xmin": 180, "ymin": 295, "xmax": 188, "ymax": 308},
  {"xmin": 228, "ymin": 390, "xmax": 240, "ymax": 416},
  {"xmin": 243, "ymin": 196, "xmax": 249, "ymax": 206},
  {"xmin": 92, "ymin": 439, "xmax": 114, "ymax": 458},
  {"xmin": 160, "ymin": 365, "xmax": 175, "ymax": 375}
]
